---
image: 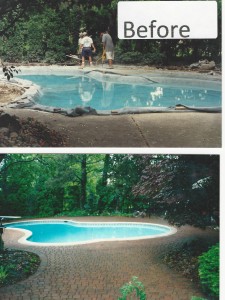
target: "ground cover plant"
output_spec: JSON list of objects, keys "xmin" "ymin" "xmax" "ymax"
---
[
  {"xmin": 0, "ymin": 249, "xmax": 40, "ymax": 288},
  {"xmin": 118, "ymin": 276, "xmax": 146, "ymax": 300}
]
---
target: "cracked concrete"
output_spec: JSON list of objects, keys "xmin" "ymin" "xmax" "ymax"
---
[{"xmin": 2, "ymin": 107, "xmax": 221, "ymax": 147}]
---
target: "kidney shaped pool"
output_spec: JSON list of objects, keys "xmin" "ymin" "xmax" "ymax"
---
[
  {"xmin": 18, "ymin": 74, "xmax": 221, "ymax": 112},
  {"xmin": 6, "ymin": 220, "xmax": 177, "ymax": 246}
]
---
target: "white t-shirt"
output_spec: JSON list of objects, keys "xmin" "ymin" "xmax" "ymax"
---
[{"xmin": 81, "ymin": 36, "xmax": 93, "ymax": 48}]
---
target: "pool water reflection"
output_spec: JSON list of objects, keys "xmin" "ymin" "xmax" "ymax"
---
[{"xmin": 19, "ymin": 75, "xmax": 221, "ymax": 110}]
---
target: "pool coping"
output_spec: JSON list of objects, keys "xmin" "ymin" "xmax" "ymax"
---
[
  {"xmin": 5, "ymin": 219, "xmax": 178, "ymax": 246},
  {"xmin": 1, "ymin": 67, "xmax": 222, "ymax": 115}
]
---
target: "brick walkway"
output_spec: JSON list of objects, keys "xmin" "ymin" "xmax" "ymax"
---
[{"xmin": 0, "ymin": 217, "xmax": 219, "ymax": 300}]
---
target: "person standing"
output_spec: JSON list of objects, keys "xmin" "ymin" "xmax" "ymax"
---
[
  {"xmin": 102, "ymin": 29, "xmax": 114, "ymax": 68},
  {"xmin": 77, "ymin": 32, "xmax": 84, "ymax": 65},
  {"xmin": 78, "ymin": 32, "xmax": 84, "ymax": 56},
  {"xmin": 80, "ymin": 32, "xmax": 96, "ymax": 68}
]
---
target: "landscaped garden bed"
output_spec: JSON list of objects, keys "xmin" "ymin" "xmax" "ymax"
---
[{"xmin": 0, "ymin": 249, "xmax": 40, "ymax": 288}]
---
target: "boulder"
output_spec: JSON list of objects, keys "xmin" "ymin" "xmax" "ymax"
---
[
  {"xmin": 189, "ymin": 60, "xmax": 216, "ymax": 71},
  {"xmin": 199, "ymin": 60, "xmax": 216, "ymax": 70}
]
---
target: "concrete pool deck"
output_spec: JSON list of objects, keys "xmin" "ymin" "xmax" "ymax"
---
[
  {"xmin": 0, "ymin": 216, "xmax": 219, "ymax": 300},
  {"xmin": 1, "ymin": 65, "xmax": 222, "ymax": 148},
  {"xmin": 3, "ymin": 107, "xmax": 221, "ymax": 147}
]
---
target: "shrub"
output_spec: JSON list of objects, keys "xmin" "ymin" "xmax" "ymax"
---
[
  {"xmin": 55, "ymin": 210, "xmax": 89, "ymax": 217},
  {"xmin": 198, "ymin": 243, "xmax": 219, "ymax": 298},
  {"xmin": 2, "ymin": 65, "xmax": 20, "ymax": 80},
  {"xmin": 115, "ymin": 46, "xmax": 166, "ymax": 65},
  {"xmin": 0, "ymin": 266, "xmax": 8, "ymax": 283},
  {"xmin": 118, "ymin": 276, "xmax": 146, "ymax": 300},
  {"xmin": 116, "ymin": 51, "xmax": 142, "ymax": 64}
]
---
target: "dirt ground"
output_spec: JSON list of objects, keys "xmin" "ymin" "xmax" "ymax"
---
[{"xmin": 0, "ymin": 82, "xmax": 24, "ymax": 104}]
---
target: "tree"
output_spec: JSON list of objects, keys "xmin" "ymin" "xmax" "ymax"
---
[
  {"xmin": 80, "ymin": 154, "xmax": 87, "ymax": 209},
  {"xmin": 0, "ymin": 0, "xmax": 222, "ymax": 64},
  {"xmin": 0, "ymin": 154, "xmax": 220, "ymax": 228},
  {"xmin": 96, "ymin": 154, "xmax": 111, "ymax": 212},
  {"xmin": 96, "ymin": 154, "xmax": 146, "ymax": 213},
  {"xmin": 133, "ymin": 155, "xmax": 219, "ymax": 227}
]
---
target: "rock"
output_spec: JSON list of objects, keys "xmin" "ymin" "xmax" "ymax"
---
[
  {"xmin": 199, "ymin": 60, "xmax": 216, "ymax": 70},
  {"xmin": 0, "ymin": 113, "xmax": 21, "ymax": 131},
  {"xmin": 199, "ymin": 59, "xmax": 209, "ymax": 64},
  {"xmin": 10, "ymin": 132, "xmax": 19, "ymax": 139},
  {"xmin": 189, "ymin": 60, "xmax": 216, "ymax": 71},
  {"xmin": 0, "ymin": 127, "xmax": 10, "ymax": 136},
  {"xmin": 189, "ymin": 62, "xmax": 200, "ymax": 69}
]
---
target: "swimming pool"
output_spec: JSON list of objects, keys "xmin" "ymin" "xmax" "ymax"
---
[
  {"xmin": 18, "ymin": 73, "xmax": 221, "ymax": 112},
  {"xmin": 5, "ymin": 220, "xmax": 177, "ymax": 246}
]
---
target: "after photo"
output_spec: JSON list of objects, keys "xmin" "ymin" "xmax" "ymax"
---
[{"xmin": 0, "ymin": 154, "xmax": 220, "ymax": 299}]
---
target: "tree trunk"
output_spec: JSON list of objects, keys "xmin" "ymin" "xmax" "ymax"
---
[
  {"xmin": 0, "ymin": 233, "xmax": 4, "ymax": 252},
  {"xmin": 102, "ymin": 154, "xmax": 110, "ymax": 186},
  {"xmin": 97, "ymin": 154, "xmax": 110, "ymax": 212},
  {"xmin": 80, "ymin": 154, "xmax": 87, "ymax": 209}
]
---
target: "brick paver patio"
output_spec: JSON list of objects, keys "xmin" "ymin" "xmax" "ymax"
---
[{"xmin": 0, "ymin": 217, "xmax": 219, "ymax": 300}]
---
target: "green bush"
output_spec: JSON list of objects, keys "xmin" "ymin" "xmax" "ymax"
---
[
  {"xmin": 198, "ymin": 243, "xmax": 219, "ymax": 298},
  {"xmin": 115, "ymin": 48, "xmax": 166, "ymax": 65},
  {"xmin": 0, "ymin": 266, "xmax": 8, "ymax": 283},
  {"xmin": 116, "ymin": 51, "xmax": 142, "ymax": 64},
  {"xmin": 55, "ymin": 210, "xmax": 133, "ymax": 217},
  {"xmin": 55, "ymin": 210, "xmax": 89, "ymax": 217},
  {"xmin": 142, "ymin": 52, "xmax": 166, "ymax": 65},
  {"xmin": 118, "ymin": 276, "xmax": 146, "ymax": 300}
]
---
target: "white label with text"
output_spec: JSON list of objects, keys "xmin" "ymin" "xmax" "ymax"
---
[{"xmin": 118, "ymin": 1, "xmax": 218, "ymax": 39}]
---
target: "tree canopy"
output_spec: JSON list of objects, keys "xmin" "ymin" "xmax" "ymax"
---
[
  {"xmin": 0, "ymin": 0, "xmax": 221, "ymax": 64},
  {"xmin": 0, "ymin": 154, "xmax": 219, "ymax": 228}
]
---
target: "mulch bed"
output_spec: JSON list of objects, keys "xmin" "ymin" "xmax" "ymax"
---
[
  {"xmin": 0, "ymin": 249, "xmax": 40, "ymax": 288},
  {"xmin": 163, "ymin": 238, "xmax": 217, "ymax": 286}
]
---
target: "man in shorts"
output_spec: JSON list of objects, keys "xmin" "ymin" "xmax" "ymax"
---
[
  {"xmin": 80, "ymin": 32, "xmax": 96, "ymax": 68},
  {"xmin": 102, "ymin": 29, "xmax": 114, "ymax": 68},
  {"xmin": 78, "ymin": 32, "xmax": 84, "ymax": 55}
]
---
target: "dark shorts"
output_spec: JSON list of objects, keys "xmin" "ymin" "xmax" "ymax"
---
[{"xmin": 82, "ymin": 47, "xmax": 92, "ymax": 57}]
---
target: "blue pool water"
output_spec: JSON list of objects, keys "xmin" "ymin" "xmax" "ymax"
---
[
  {"xmin": 19, "ymin": 75, "xmax": 221, "ymax": 110},
  {"xmin": 6, "ymin": 221, "xmax": 174, "ymax": 244}
]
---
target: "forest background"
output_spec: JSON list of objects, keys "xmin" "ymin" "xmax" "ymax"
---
[
  {"xmin": 0, "ymin": 154, "xmax": 219, "ymax": 229},
  {"xmin": 0, "ymin": 0, "xmax": 222, "ymax": 65}
]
